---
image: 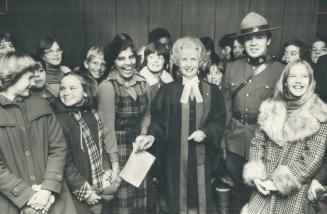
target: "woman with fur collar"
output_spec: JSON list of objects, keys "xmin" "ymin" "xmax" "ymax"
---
[{"xmin": 242, "ymin": 59, "xmax": 327, "ymax": 214}]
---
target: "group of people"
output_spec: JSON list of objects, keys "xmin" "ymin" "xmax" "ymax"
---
[{"xmin": 0, "ymin": 11, "xmax": 326, "ymax": 214}]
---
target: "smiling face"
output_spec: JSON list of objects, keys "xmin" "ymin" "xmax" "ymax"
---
[
  {"xmin": 244, "ymin": 33, "xmax": 271, "ymax": 58},
  {"xmin": 114, "ymin": 47, "xmax": 136, "ymax": 79},
  {"xmin": 10, "ymin": 72, "xmax": 35, "ymax": 98},
  {"xmin": 85, "ymin": 55, "xmax": 106, "ymax": 79},
  {"xmin": 33, "ymin": 64, "xmax": 47, "ymax": 88},
  {"xmin": 286, "ymin": 63, "xmax": 310, "ymax": 97},
  {"xmin": 43, "ymin": 42, "xmax": 63, "ymax": 66},
  {"xmin": 146, "ymin": 52, "xmax": 165, "ymax": 73},
  {"xmin": 59, "ymin": 75, "xmax": 86, "ymax": 107},
  {"xmin": 179, "ymin": 48, "xmax": 200, "ymax": 79},
  {"xmin": 0, "ymin": 39, "xmax": 15, "ymax": 55},
  {"xmin": 283, "ymin": 45, "xmax": 300, "ymax": 64}
]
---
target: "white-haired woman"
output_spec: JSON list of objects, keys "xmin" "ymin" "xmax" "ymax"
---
[
  {"xmin": 242, "ymin": 59, "xmax": 327, "ymax": 214},
  {"xmin": 139, "ymin": 37, "xmax": 226, "ymax": 214}
]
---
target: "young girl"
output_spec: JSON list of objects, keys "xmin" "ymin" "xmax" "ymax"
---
[
  {"xmin": 242, "ymin": 59, "xmax": 327, "ymax": 214},
  {"xmin": 31, "ymin": 61, "xmax": 56, "ymax": 103},
  {"xmin": 281, "ymin": 39, "xmax": 309, "ymax": 64},
  {"xmin": 139, "ymin": 42, "xmax": 173, "ymax": 100},
  {"xmin": 55, "ymin": 71, "xmax": 120, "ymax": 214},
  {"xmin": 82, "ymin": 46, "xmax": 106, "ymax": 83},
  {"xmin": 0, "ymin": 52, "xmax": 77, "ymax": 214}
]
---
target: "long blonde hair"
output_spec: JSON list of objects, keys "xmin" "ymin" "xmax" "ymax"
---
[{"xmin": 273, "ymin": 59, "xmax": 316, "ymax": 101}]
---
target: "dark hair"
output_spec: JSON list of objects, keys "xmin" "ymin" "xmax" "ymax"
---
[
  {"xmin": 142, "ymin": 42, "xmax": 170, "ymax": 69},
  {"xmin": 218, "ymin": 33, "xmax": 237, "ymax": 48},
  {"xmin": 200, "ymin": 36, "xmax": 221, "ymax": 64},
  {"xmin": 37, "ymin": 36, "xmax": 62, "ymax": 60},
  {"xmin": 60, "ymin": 70, "xmax": 97, "ymax": 107},
  {"xmin": 104, "ymin": 33, "xmax": 138, "ymax": 77},
  {"xmin": 148, "ymin": 28, "xmax": 171, "ymax": 43},
  {"xmin": 239, "ymin": 31, "xmax": 272, "ymax": 44},
  {"xmin": 282, "ymin": 38, "xmax": 310, "ymax": 62},
  {"xmin": 312, "ymin": 37, "xmax": 327, "ymax": 47},
  {"xmin": 0, "ymin": 32, "xmax": 14, "ymax": 43}
]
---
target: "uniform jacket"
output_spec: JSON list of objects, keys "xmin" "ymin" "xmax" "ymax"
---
[
  {"xmin": 242, "ymin": 95, "xmax": 327, "ymax": 214},
  {"xmin": 0, "ymin": 94, "xmax": 77, "ymax": 214},
  {"xmin": 222, "ymin": 56, "xmax": 284, "ymax": 158}
]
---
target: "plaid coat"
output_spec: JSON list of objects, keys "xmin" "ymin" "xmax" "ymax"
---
[{"xmin": 242, "ymin": 95, "xmax": 327, "ymax": 214}]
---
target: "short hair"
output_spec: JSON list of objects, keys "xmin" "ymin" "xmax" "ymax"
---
[
  {"xmin": 142, "ymin": 42, "xmax": 170, "ymax": 69},
  {"xmin": 0, "ymin": 52, "xmax": 37, "ymax": 91},
  {"xmin": 37, "ymin": 36, "xmax": 62, "ymax": 60},
  {"xmin": 239, "ymin": 31, "xmax": 272, "ymax": 44},
  {"xmin": 60, "ymin": 70, "xmax": 97, "ymax": 107},
  {"xmin": 104, "ymin": 33, "xmax": 137, "ymax": 74},
  {"xmin": 312, "ymin": 37, "xmax": 327, "ymax": 47},
  {"xmin": 218, "ymin": 33, "xmax": 237, "ymax": 48},
  {"xmin": 273, "ymin": 59, "xmax": 315, "ymax": 101},
  {"xmin": 0, "ymin": 32, "xmax": 13, "ymax": 43},
  {"xmin": 148, "ymin": 28, "xmax": 171, "ymax": 43},
  {"xmin": 85, "ymin": 46, "xmax": 104, "ymax": 63},
  {"xmin": 171, "ymin": 37, "xmax": 205, "ymax": 66},
  {"xmin": 282, "ymin": 39, "xmax": 310, "ymax": 62}
]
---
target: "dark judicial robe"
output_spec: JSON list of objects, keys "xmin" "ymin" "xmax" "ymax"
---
[{"xmin": 148, "ymin": 78, "xmax": 226, "ymax": 214}]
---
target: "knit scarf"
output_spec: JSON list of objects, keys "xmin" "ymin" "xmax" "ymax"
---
[{"xmin": 71, "ymin": 109, "xmax": 104, "ymax": 188}]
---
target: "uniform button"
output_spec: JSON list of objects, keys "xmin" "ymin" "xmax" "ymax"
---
[
  {"xmin": 21, "ymin": 126, "xmax": 25, "ymax": 131},
  {"xmin": 265, "ymin": 85, "xmax": 269, "ymax": 89},
  {"xmin": 25, "ymin": 151, "xmax": 30, "ymax": 156},
  {"xmin": 246, "ymin": 93, "xmax": 250, "ymax": 97},
  {"xmin": 248, "ymin": 79, "xmax": 252, "ymax": 83},
  {"xmin": 231, "ymin": 82, "xmax": 235, "ymax": 86},
  {"xmin": 56, "ymin": 175, "xmax": 62, "ymax": 180},
  {"xmin": 252, "ymin": 66, "xmax": 256, "ymax": 69},
  {"xmin": 30, "ymin": 175, "xmax": 36, "ymax": 180},
  {"xmin": 13, "ymin": 187, "xmax": 19, "ymax": 192},
  {"xmin": 245, "ymin": 108, "xmax": 248, "ymax": 112}
]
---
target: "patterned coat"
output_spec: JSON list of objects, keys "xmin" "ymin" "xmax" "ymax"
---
[{"xmin": 242, "ymin": 95, "xmax": 327, "ymax": 214}]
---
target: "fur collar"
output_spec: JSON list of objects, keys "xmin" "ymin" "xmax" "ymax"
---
[{"xmin": 258, "ymin": 94, "xmax": 327, "ymax": 146}]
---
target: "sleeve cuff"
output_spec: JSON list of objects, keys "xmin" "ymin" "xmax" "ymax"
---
[
  {"xmin": 243, "ymin": 161, "xmax": 267, "ymax": 186},
  {"xmin": 272, "ymin": 165, "xmax": 301, "ymax": 195}
]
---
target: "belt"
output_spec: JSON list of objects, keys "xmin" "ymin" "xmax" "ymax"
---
[{"xmin": 233, "ymin": 111, "xmax": 258, "ymax": 125}]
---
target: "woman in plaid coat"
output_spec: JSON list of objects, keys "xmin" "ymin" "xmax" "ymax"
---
[
  {"xmin": 97, "ymin": 34, "xmax": 151, "ymax": 214},
  {"xmin": 242, "ymin": 60, "xmax": 327, "ymax": 214}
]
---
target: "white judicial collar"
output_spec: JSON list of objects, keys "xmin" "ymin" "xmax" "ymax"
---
[{"xmin": 180, "ymin": 76, "xmax": 203, "ymax": 104}]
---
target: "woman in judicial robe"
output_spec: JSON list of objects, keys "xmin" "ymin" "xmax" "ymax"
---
[{"xmin": 139, "ymin": 37, "xmax": 226, "ymax": 214}]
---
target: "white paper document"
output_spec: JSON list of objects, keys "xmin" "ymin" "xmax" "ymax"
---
[{"xmin": 119, "ymin": 150, "xmax": 156, "ymax": 188}]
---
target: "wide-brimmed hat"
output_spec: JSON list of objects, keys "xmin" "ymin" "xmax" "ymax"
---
[{"xmin": 234, "ymin": 12, "xmax": 281, "ymax": 37}]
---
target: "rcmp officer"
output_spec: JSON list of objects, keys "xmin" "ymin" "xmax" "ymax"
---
[{"xmin": 222, "ymin": 12, "xmax": 285, "ymax": 213}]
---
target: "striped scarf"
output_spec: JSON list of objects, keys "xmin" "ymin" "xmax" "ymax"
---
[{"xmin": 71, "ymin": 109, "xmax": 104, "ymax": 188}]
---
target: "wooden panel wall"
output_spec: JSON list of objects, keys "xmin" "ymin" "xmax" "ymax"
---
[{"xmin": 0, "ymin": 0, "xmax": 321, "ymax": 67}]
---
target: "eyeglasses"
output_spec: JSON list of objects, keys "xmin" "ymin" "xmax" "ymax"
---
[{"xmin": 44, "ymin": 48, "xmax": 63, "ymax": 55}]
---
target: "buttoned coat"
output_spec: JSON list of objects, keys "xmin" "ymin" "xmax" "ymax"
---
[
  {"xmin": 242, "ymin": 95, "xmax": 327, "ymax": 214},
  {"xmin": 0, "ymin": 94, "xmax": 77, "ymax": 214},
  {"xmin": 222, "ymin": 57, "xmax": 284, "ymax": 158}
]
